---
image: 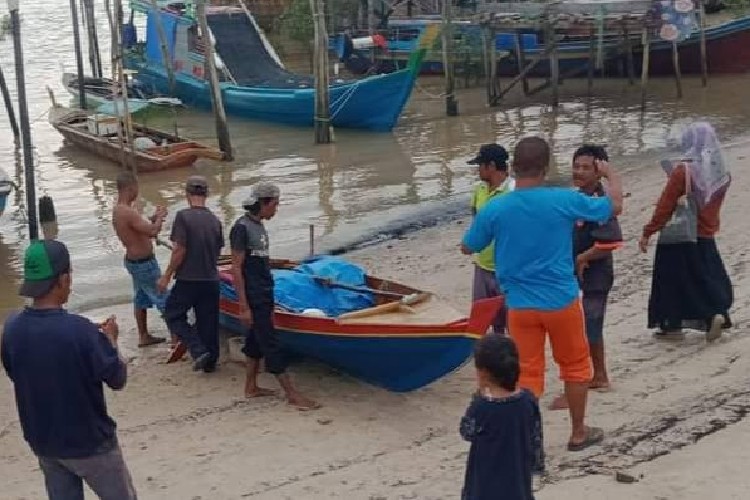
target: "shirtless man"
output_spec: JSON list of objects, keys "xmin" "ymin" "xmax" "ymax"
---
[{"xmin": 112, "ymin": 171, "xmax": 168, "ymax": 347}]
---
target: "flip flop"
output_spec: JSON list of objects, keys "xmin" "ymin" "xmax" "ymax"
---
[
  {"xmin": 138, "ymin": 336, "xmax": 166, "ymax": 348},
  {"xmin": 166, "ymin": 341, "xmax": 187, "ymax": 364},
  {"xmin": 706, "ymin": 314, "xmax": 724, "ymax": 343},
  {"xmin": 567, "ymin": 426, "xmax": 604, "ymax": 452}
]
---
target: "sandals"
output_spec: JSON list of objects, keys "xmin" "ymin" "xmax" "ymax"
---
[{"xmin": 567, "ymin": 426, "xmax": 604, "ymax": 452}]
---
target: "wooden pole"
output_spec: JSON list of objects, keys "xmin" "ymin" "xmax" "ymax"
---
[
  {"xmin": 114, "ymin": 0, "xmax": 138, "ymax": 172},
  {"xmin": 196, "ymin": 0, "xmax": 233, "ymax": 158},
  {"xmin": 640, "ymin": 29, "xmax": 650, "ymax": 112},
  {"xmin": 699, "ymin": 0, "xmax": 708, "ymax": 87},
  {"xmin": 547, "ymin": 20, "xmax": 559, "ymax": 107},
  {"xmin": 0, "ymin": 63, "xmax": 20, "ymax": 139},
  {"xmin": 489, "ymin": 26, "xmax": 498, "ymax": 102},
  {"xmin": 482, "ymin": 24, "xmax": 495, "ymax": 105},
  {"xmin": 623, "ymin": 22, "xmax": 635, "ymax": 85},
  {"xmin": 310, "ymin": 0, "xmax": 332, "ymax": 143},
  {"xmin": 68, "ymin": 0, "xmax": 87, "ymax": 109},
  {"xmin": 9, "ymin": 0, "xmax": 38, "ymax": 240},
  {"xmin": 672, "ymin": 41, "xmax": 683, "ymax": 99},
  {"xmin": 514, "ymin": 30, "xmax": 529, "ymax": 95},
  {"xmin": 441, "ymin": 0, "xmax": 458, "ymax": 116},
  {"xmin": 587, "ymin": 26, "xmax": 595, "ymax": 97},
  {"xmin": 82, "ymin": 0, "xmax": 102, "ymax": 78},
  {"xmin": 105, "ymin": 0, "xmax": 128, "ymax": 170},
  {"xmin": 309, "ymin": 224, "xmax": 315, "ymax": 255},
  {"xmin": 149, "ymin": 0, "xmax": 176, "ymax": 94}
]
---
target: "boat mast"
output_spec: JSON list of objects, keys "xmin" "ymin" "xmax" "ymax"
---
[{"xmin": 8, "ymin": 0, "xmax": 38, "ymax": 240}]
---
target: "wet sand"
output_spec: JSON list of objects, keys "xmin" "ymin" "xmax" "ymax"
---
[{"xmin": 2, "ymin": 135, "xmax": 749, "ymax": 498}]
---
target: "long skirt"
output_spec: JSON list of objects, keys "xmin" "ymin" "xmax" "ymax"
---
[{"xmin": 648, "ymin": 237, "xmax": 733, "ymax": 331}]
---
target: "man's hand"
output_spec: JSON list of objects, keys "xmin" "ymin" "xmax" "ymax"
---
[
  {"xmin": 239, "ymin": 305, "xmax": 253, "ymax": 328},
  {"xmin": 639, "ymin": 235, "xmax": 650, "ymax": 253},
  {"xmin": 100, "ymin": 316, "xmax": 119, "ymax": 347},
  {"xmin": 150, "ymin": 205, "xmax": 167, "ymax": 223},
  {"xmin": 157, "ymin": 274, "xmax": 171, "ymax": 293},
  {"xmin": 596, "ymin": 160, "xmax": 612, "ymax": 179},
  {"xmin": 575, "ymin": 254, "xmax": 589, "ymax": 281}
]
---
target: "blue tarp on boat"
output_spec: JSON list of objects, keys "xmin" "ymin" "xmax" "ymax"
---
[{"xmin": 220, "ymin": 257, "xmax": 374, "ymax": 317}]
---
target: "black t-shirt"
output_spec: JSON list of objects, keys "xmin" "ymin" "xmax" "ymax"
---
[
  {"xmin": 170, "ymin": 206, "xmax": 224, "ymax": 281},
  {"xmin": 1, "ymin": 308, "xmax": 126, "ymax": 459},
  {"xmin": 460, "ymin": 389, "xmax": 544, "ymax": 500},
  {"xmin": 573, "ymin": 184, "xmax": 623, "ymax": 294},
  {"xmin": 229, "ymin": 215, "xmax": 273, "ymax": 304}
]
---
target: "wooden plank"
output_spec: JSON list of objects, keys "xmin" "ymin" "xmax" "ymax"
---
[
  {"xmin": 640, "ymin": 29, "xmax": 650, "ymax": 111},
  {"xmin": 514, "ymin": 30, "xmax": 529, "ymax": 95},
  {"xmin": 672, "ymin": 41, "xmax": 683, "ymax": 99}
]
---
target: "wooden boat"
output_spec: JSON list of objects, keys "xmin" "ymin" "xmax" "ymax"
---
[
  {"xmin": 215, "ymin": 259, "xmax": 503, "ymax": 392},
  {"xmin": 123, "ymin": 1, "xmax": 437, "ymax": 131},
  {"xmin": 62, "ymin": 72, "xmax": 182, "ymax": 115},
  {"xmin": 48, "ymin": 105, "xmax": 225, "ymax": 172}
]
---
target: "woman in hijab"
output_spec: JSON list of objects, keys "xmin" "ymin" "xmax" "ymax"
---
[{"xmin": 639, "ymin": 122, "xmax": 733, "ymax": 341}]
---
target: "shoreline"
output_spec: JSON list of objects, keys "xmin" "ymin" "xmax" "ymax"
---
[{"xmin": 2, "ymin": 139, "xmax": 750, "ymax": 498}]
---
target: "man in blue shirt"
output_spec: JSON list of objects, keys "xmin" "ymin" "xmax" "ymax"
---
[
  {"xmin": 2, "ymin": 240, "xmax": 136, "ymax": 499},
  {"xmin": 461, "ymin": 137, "xmax": 623, "ymax": 452}
]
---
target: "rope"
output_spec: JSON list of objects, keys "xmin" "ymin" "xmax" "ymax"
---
[{"xmin": 330, "ymin": 80, "xmax": 360, "ymax": 120}]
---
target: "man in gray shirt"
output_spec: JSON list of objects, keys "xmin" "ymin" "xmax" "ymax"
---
[{"xmin": 159, "ymin": 176, "xmax": 224, "ymax": 372}]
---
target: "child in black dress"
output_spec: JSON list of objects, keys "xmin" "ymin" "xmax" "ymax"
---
[{"xmin": 460, "ymin": 334, "xmax": 544, "ymax": 500}]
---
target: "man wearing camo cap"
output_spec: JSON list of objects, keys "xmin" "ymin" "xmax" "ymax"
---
[{"xmin": 229, "ymin": 181, "xmax": 319, "ymax": 410}]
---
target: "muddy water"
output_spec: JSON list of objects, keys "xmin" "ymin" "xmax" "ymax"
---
[{"xmin": 2, "ymin": 0, "xmax": 750, "ymax": 319}]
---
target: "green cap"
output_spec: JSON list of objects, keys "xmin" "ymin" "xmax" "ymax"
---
[{"xmin": 20, "ymin": 240, "xmax": 71, "ymax": 298}]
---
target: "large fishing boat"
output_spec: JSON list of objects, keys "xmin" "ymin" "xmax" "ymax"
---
[{"xmin": 123, "ymin": 0, "xmax": 437, "ymax": 131}]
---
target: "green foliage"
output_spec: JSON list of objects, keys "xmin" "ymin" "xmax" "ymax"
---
[{"xmin": 279, "ymin": 0, "xmax": 314, "ymax": 44}]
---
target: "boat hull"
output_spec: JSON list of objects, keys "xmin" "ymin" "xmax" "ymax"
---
[
  {"xmin": 217, "ymin": 269, "xmax": 501, "ymax": 392},
  {"xmin": 643, "ymin": 17, "xmax": 750, "ymax": 75},
  {"xmin": 127, "ymin": 60, "xmax": 418, "ymax": 131}
]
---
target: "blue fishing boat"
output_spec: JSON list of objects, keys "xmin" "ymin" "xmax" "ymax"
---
[
  {"xmin": 123, "ymin": 1, "xmax": 437, "ymax": 131},
  {"xmin": 212, "ymin": 257, "xmax": 503, "ymax": 392}
]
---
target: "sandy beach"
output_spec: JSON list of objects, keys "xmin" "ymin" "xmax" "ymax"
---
[{"xmin": 1, "ymin": 137, "xmax": 749, "ymax": 499}]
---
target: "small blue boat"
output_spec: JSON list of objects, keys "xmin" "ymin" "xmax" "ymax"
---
[{"xmin": 124, "ymin": 1, "xmax": 436, "ymax": 131}]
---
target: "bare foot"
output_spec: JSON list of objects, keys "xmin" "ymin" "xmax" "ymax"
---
[
  {"xmin": 245, "ymin": 387, "xmax": 276, "ymax": 398},
  {"xmin": 548, "ymin": 393, "xmax": 569, "ymax": 410},
  {"xmin": 138, "ymin": 335, "xmax": 166, "ymax": 348},
  {"xmin": 589, "ymin": 379, "xmax": 611, "ymax": 392},
  {"xmin": 288, "ymin": 394, "xmax": 321, "ymax": 411}
]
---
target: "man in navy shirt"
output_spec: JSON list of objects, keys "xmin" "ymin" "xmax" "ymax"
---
[{"xmin": 1, "ymin": 240, "xmax": 136, "ymax": 499}]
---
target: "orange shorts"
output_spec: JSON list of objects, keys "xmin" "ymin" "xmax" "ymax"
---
[{"xmin": 507, "ymin": 297, "xmax": 592, "ymax": 398}]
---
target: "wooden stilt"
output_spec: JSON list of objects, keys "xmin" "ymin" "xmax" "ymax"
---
[
  {"xmin": 699, "ymin": 0, "xmax": 708, "ymax": 87},
  {"xmin": 587, "ymin": 26, "xmax": 595, "ymax": 97},
  {"xmin": 0, "ymin": 63, "xmax": 20, "ymax": 139},
  {"xmin": 69, "ymin": 0, "xmax": 87, "ymax": 109},
  {"xmin": 196, "ymin": 0, "xmax": 233, "ymax": 158},
  {"xmin": 489, "ymin": 26, "xmax": 498, "ymax": 102},
  {"xmin": 482, "ymin": 24, "xmax": 497, "ymax": 106},
  {"xmin": 623, "ymin": 22, "xmax": 635, "ymax": 85},
  {"xmin": 672, "ymin": 41, "xmax": 683, "ymax": 99},
  {"xmin": 310, "ymin": 0, "xmax": 332, "ymax": 143},
  {"xmin": 441, "ymin": 0, "xmax": 458, "ymax": 116},
  {"xmin": 547, "ymin": 21, "xmax": 559, "ymax": 107},
  {"xmin": 149, "ymin": 0, "xmax": 176, "ymax": 94},
  {"xmin": 9, "ymin": 0, "xmax": 38, "ymax": 239},
  {"xmin": 514, "ymin": 30, "xmax": 529, "ymax": 96},
  {"xmin": 640, "ymin": 29, "xmax": 650, "ymax": 111},
  {"xmin": 82, "ymin": 0, "xmax": 102, "ymax": 78},
  {"xmin": 104, "ymin": 0, "xmax": 127, "ymax": 170}
]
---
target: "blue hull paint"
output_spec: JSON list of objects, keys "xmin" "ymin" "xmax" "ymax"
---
[
  {"xmin": 219, "ymin": 314, "xmax": 475, "ymax": 392},
  {"xmin": 128, "ymin": 60, "xmax": 418, "ymax": 131}
]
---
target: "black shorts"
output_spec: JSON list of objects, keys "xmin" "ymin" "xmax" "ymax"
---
[{"xmin": 241, "ymin": 301, "xmax": 287, "ymax": 375}]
